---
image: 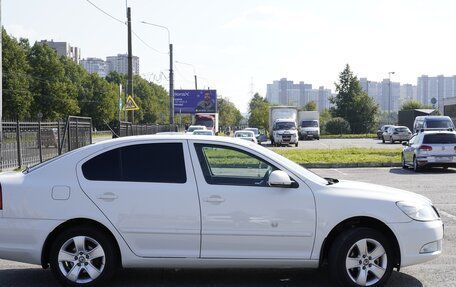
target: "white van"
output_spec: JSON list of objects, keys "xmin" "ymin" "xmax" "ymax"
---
[{"xmin": 413, "ymin": 116, "xmax": 455, "ymax": 133}]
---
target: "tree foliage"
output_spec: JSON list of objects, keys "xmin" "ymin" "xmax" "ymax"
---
[
  {"xmin": 400, "ymin": 100, "xmax": 425, "ymax": 111},
  {"xmin": 325, "ymin": 117, "xmax": 351, "ymax": 134},
  {"xmin": 302, "ymin": 101, "xmax": 317, "ymax": 111},
  {"xmin": 248, "ymin": 93, "xmax": 269, "ymax": 129},
  {"xmin": 218, "ymin": 97, "xmax": 242, "ymax": 128},
  {"xmin": 330, "ymin": 64, "xmax": 379, "ymax": 133},
  {"xmin": 2, "ymin": 28, "xmax": 170, "ymax": 129}
]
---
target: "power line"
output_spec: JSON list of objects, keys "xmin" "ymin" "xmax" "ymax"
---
[{"xmin": 85, "ymin": 0, "xmax": 125, "ymax": 25}]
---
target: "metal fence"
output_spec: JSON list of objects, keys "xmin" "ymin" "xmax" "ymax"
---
[
  {"xmin": 117, "ymin": 121, "xmax": 178, "ymax": 137},
  {"xmin": 0, "ymin": 116, "xmax": 92, "ymax": 170}
]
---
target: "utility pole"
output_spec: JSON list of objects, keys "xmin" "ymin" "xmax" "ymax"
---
[
  {"xmin": 127, "ymin": 7, "xmax": 134, "ymax": 123},
  {"xmin": 169, "ymin": 43, "xmax": 174, "ymax": 124}
]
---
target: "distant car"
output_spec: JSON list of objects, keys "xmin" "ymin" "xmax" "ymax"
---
[
  {"xmin": 413, "ymin": 116, "xmax": 455, "ymax": 133},
  {"xmin": 187, "ymin": 125, "xmax": 207, "ymax": 133},
  {"xmin": 0, "ymin": 135, "xmax": 443, "ymax": 287},
  {"xmin": 382, "ymin": 126, "xmax": 412, "ymax": 144},
  {"xmin": 244, "ymin": 127, "xmax": 266, "ymax": 144},
  {"xmin": 234, "ymin": 130, "xmax": 257, "ymax": 144},
  {"xmin": 377, "ymin": 125, "xmax": 394, "ymax": 139},
  {"xmin": 192, "ymin": 130, "xmax": 214, "ymax": 136},
  {"xmin": 402, "ymin": 130, "xmax": 456, "ymax": 171}
]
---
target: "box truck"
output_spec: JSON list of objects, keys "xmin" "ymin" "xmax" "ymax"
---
[
  {"xmin": 269, "ymin": 106, "xmax": 299, "ymax": 147},
  {"xmin": 298, "ymin": 111, "xmax": 320, "ymax": 140}
]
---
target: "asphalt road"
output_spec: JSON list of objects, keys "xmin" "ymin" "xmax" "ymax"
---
[{"xmin": 1, "ymin": 167, "xmax": 455, "ymax": 286}]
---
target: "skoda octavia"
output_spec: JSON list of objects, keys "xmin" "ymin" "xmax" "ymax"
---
[{"xmin": 0, "ymin": 135, "xmax": 443, "ymax": 286}]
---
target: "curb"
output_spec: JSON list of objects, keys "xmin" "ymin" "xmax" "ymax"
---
[{"xmin": 300, "ymin": 162, "xmax": 401, "ymax": 169}]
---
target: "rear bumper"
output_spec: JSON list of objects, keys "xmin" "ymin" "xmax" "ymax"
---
[
  {"xmin": 0, "ymin": 218, "xmax": 62, "ymax": 265},
  {"xmin": 416, "ymin": 156, "xmax": 456, "ymax": 167}
]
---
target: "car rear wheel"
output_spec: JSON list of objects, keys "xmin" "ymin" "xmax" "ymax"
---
[
  {"xmin": 329, "ymin": 228, "xmax": 393, "ymax": 287},
  {"xmin": 382, "ymin": 136, "xmax": 385, "ymax": 143},
  {"xmin": 390, "ymin": 137, "xmax": 394, "ymax": 144},
  {"xmin": 50, "ymin": 226, "xmax": 117, "ymax": 287}
]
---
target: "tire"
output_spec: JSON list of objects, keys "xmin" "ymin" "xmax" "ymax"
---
[
  {"xmin": 295, "ymin": 142, "xmax": 298, "ymax": 147},
  {"xmin": 401, "ymin": 154, "xmax": 408, "ymax": 169},
  {"xmin": 329, "ymin": 227, "xmax": 394, "ymax": 287},
  {"xmin": 413, "ymin": 156, "xmax": 421, "ymax": 172},
  {"xmin": 49, "ymin": 226, "xmax": 118, "ymax": 287},
  {"xmin": 390, "ymin": 137, "xmax": 394, "ymax": 144},
  {"xmin": 382, "ymin": 136, "xmax": 385, "ymax": 143}
]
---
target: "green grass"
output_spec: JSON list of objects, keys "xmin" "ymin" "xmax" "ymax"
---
[
  {"xmin": 320, "ymin": 133, "xmax": 377, "ymax": 139},
  {"xmin": 273, "ymin": 148, "xmax": 402, "ymax": 164}
]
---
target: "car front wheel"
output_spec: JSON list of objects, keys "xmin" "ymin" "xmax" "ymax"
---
[
  {"xmin": 329, "ymin": 227, "xmax": 393, "ymax": 287},
  {"xmin": 50, "ymin": 226, "xmax": 117, "ymax": 287},
  {"xmin": 401, "ymin": 154, "xmax": 408, "ymax": 169}
]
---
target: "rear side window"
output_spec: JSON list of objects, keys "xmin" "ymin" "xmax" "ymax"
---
[
  {"xmin": 82, "ymin": 143, "xmax": 186, "ymax": 183},
  {"xmin": 395, "ymin": 128, "xmax": 408, "ymax": 132},
  {"xmin": 423, "ymin": 134, "xmax": 456, "ymax": 144}
]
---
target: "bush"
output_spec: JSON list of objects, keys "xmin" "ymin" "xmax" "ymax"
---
[{"xmin": 325, "ymin": 117, "xmax": 351, "ymax": 134}]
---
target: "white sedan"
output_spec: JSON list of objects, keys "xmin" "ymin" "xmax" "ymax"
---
[{"xmin": 0, "ymin": 135, "xmax": 443, "ymax": 286}]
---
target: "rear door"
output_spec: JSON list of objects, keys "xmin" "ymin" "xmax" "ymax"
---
[{"xmin": 77, "ymin": 139, "xmax": 201, "ymax": 258}]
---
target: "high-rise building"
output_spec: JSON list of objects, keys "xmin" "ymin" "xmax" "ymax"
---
[
  {"xmin": 417, "ymin": 75, "xmax": 456, "ymax": 113},
  {"xmin": 106, "ymin": 54, "xmax": 140, "ymax": 75},
  {"xmin": 266, "ymin": 78, "xmax": 329, "ymax": 111},
  {"xmin": 40, "ymin": 40, "xmax": 81, "ymax": 64},
  {"xmin": 360, "ymin": 77, "xmax": 414, "ymax": 112},
  {"xmin": 80, "ymin": 58, "xmax": 108, "ymax": 78}
]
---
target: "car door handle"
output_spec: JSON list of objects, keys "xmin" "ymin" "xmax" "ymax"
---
[
  {"xmin": 97, "ymin": 192, "xmax": 118, "ymax": 201},
  {"xmin": 204, "ymin": 196, "xmax": 225, "ymax": 203}
]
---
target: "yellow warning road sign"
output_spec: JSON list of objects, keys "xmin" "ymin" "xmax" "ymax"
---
[{"xmin": 124, "ymin": 95, "xmax": 140, "ymax": 111}]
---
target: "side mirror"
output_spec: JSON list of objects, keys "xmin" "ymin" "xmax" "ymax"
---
[
  {"xmin": 268, "ymin": 170, "xmax": 292, "ymax": 187},
  {"xmin": 402, "ymin": 141, "xmax": 409, "ymax": 146}
]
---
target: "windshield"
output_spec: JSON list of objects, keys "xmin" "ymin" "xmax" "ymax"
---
[
  {"xmin": 423, "ymin": 133, "xmax": 456, "ymax": 144},
  {"xmin": 245, "ymin": 128, "xmax": 259, "ymax": 135},
  {"xmin": 301, "ymin": 121, "xmax": 318, "ymax": 128},
  {"xmin": 195, "ymin": 120, "xmax": 214, "ymax": 128},
  {"xmin": 275, "ymin": 122, "xmax": 296, "ymax": 130},
  {"xmin": 188, "ymin": 126, "xmax": 205, "ymax": 132},
  {"xmin": 235, "ymin": 132, "xmax": 254, "ymax": 138},
  {"xmin": 426, "ymin": 120, "xmax": 453, "ymax": 129},
  {"xmin": 395, "ymin": 127, "xmax": 409, "ymax": 132}
]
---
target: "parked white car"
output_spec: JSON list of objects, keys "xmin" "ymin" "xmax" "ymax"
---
[
  {"xmin": 0, "ymin": 135, "xmax": 443, "ymax": 287},
  {"xmin": 402, "ymin": 130, "xmax": 456, "ymax": 171}
]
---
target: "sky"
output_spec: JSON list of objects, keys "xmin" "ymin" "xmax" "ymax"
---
[{"xmin": 3, "ymin": 0, "xmax": 456, "ymax": 113}]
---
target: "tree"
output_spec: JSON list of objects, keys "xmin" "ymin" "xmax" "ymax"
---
[
  {"xmin": 302, "ymin": 101, "xmax": 317, "ymax": 111},
  {"xmin": 218, "ymin": 97, "xmax": 242, "ymax": 128},
  {"xmin": 2, "ymin": 29, "xmax": 33, "ymax": 119},
  {"xmin": 400, "ymin": 100, "xmax": 424, "ymax": 110},
  {"xmin": 330, "ymin": 64, "xmax": 379, "ymax": 133},
  {"xmin": 325, "ymin": 117, "xmax": 351, "ymax": 134},
  {"xmin": 319, "ymin": 108, "xmax": 332, "ymax": 134},
  {"xmin": 27, "ymin": 43, "xmax": 79, "ymax": 120},
  {"xmin": 248, "ymin": 93, "xmax": 269, "ymax": 129}
]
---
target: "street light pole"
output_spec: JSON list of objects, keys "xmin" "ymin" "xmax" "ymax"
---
[
  {"xmin": 141, "ymin": 21, "xmax": 174, "ymax": 124},
  {"xmin": 388, "ymin": 72, "xmax": 395, "ymax": 124},
  {"xmin": 175, "ymin": 60, "xmax": 198, "ymax": 89}
]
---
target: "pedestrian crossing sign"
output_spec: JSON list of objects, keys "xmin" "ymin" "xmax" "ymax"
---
[{"xmin": 124, "ymin": 95, "xmax": 140, "ymax": 111}]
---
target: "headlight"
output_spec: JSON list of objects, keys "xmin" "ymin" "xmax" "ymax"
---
[{"xmin": 396, "ymin": 201, "xmax": 440, "ymax": 221}]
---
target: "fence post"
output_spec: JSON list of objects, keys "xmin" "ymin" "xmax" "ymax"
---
[
  {"xmin": 57, "ymin": 121, "xmax": 61, "ymax": 155},
  {"xmin": 38, "ymin": 120, "xmax": 43, "ymax": 163},
  {"xmin": 16, "ymin": 120, "xmax": 22, "ymax": 169},
  {"xmin": 89, "ymin": 119, "xmax": 93, "ymax": 144},
  {"xmin": 68, "ymin": 118, "xmax": 72, "ymax": 152},
  {"xmin": 75, "ymin": 118, "xmax": 79, "ymax": 149}
]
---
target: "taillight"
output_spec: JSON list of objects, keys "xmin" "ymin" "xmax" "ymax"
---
[{"xmin": 419, "ymin": 145, "xmax": 433, "ymax": 151}]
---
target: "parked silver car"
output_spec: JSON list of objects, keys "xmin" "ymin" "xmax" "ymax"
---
[
  {"xmin": 382, "ymin": 126, "xmax": 412, "ymax": 144},
  {"xmin": 402, "ymin": 130, "xmax": 456, "ymax": 171}
]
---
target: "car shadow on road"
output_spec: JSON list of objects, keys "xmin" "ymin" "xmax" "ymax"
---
[
  {"xmin": 389, "ymin": 167, "xmax": 456, "ymax": 175},
  {"xmin": 0, "ymin": 267, "xmax": 423, "ymax": 287}
]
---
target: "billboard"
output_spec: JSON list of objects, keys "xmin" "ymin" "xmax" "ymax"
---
[{"xmin": 174, "ymin": 90, "xmax": 217, "ymax": 114}]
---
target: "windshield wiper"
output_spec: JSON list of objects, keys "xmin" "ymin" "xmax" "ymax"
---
[{"xmin": 324, "ymin": 177, "xmax": 339, "ymax": 185}]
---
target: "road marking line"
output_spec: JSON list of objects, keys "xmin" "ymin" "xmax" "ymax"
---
[
  {"xmin": 439, "ymin": 210, "xmax": 456, "ymax": 220},
  {"xmin": 332, "ymin": 169, "xmax": 348, "ymax": 176}
]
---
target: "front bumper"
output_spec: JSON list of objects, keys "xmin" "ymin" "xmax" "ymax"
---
[{"xmin": 389, "ymin": 219, "xmax": 443, "ymax": 267}]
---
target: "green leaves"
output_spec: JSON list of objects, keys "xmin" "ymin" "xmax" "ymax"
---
[
  {"xmin": 248, "ymin": 93, "xmax": 269, "ymax": 129},
  {"xmin": 330, "ymin": 64, "xmax": 379, "ymax": 134},
  {"xmin": 218, "ymin": 97, "xmax": 242, "ymax": 127}
]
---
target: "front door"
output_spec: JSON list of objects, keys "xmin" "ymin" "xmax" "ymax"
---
[{"xmin": 189, "ymin": 141, "xmax": 316, "ymax": 259}]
